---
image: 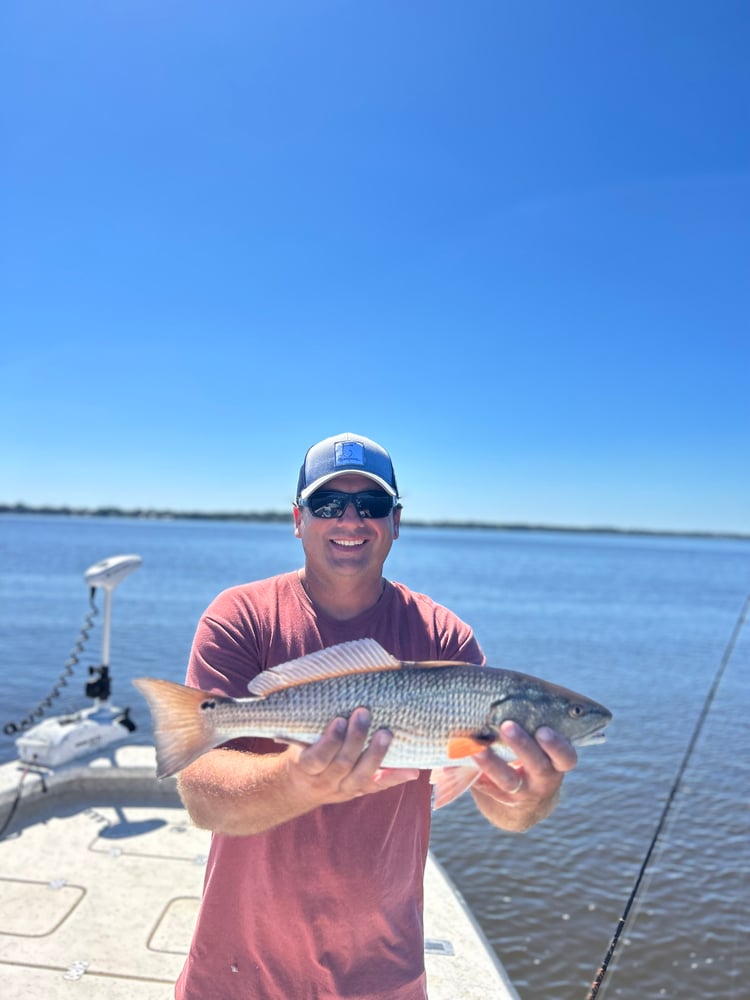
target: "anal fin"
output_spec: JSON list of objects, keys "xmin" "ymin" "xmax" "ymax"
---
[{"xmin": 430, "ymin": 765, "xmax": 481, "ymax": 810}]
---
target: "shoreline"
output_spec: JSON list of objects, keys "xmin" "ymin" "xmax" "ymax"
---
[{"xmin": 2, "ymin": 504, "xmax": 747, "ymax": 542}]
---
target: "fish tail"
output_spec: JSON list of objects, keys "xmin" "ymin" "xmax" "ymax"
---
[{"xmin": 133, "ymin": 677, "xmax": 219, "ymax": 779}]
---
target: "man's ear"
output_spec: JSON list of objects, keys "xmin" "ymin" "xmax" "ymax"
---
[{"xmin": 392, "ymin": 506, "xmax": 401, "ymax": 540}]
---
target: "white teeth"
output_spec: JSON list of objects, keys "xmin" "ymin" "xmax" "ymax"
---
[{"xmin": 332, "ymin": 539, "xmax": 364, "ymax": 547}]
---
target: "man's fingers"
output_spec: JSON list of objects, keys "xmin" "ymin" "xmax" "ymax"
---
[
  {"xmin": 337, "ymin": 726, "xmax": 394, "ymax": 795},
  {"xmin": 534, "ymin": 726, "xmax": 578, "ymax": 772},
  {"xmin": 499, "ymin": 721, "xmax": 578, "ymax": 775},
  {"xmin": 296, "ymin": 715, "xmax": 351, "ymax": 774},
  {"xmin": 295, "ymin": 709, "xmax": 419, "ymax": 800}
]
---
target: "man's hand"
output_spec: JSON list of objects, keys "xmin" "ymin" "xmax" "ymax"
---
[
  {"xmin": 287, "ymin": 708, "xmax": 420, "ymax": 804},
  {"xmin": 178, "ymin": 708, "xmax": 419, "ymax": 837},
  {"xmin": 470, "ymin": 721, "xmax": 578, "ymax": 831}
]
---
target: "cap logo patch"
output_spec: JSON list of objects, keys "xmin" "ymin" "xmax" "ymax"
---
[{"xmin": 335, "ymin": 441, "xmax": 365, "ymax": 467}]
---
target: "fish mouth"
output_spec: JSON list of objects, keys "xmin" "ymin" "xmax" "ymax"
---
[{"xmin": 574, "ymin": 729, "xmax": 608, "ymax": 748}]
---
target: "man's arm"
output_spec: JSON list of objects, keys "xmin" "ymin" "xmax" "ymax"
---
[
  {"xmin": 177, "ymin": 708, "xmax": 420, "ymax": 836},
  {"xmin": 469, "ymin": 721, "xmax": 578, "ymax": 833}
]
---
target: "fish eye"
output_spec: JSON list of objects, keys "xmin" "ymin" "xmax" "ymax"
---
[{"xmin": 568, "ymin": 704, "xmax": 585, "ymax": 718}]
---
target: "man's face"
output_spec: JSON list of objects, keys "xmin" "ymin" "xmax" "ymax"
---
[{"xmin": 294, "ymin": 473, "xmax": 400, "ymax": 579}]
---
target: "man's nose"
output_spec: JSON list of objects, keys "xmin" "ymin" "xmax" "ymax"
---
[{"xmin": 339, "ymin": 499, "xmax": 361, "ymax": 522}]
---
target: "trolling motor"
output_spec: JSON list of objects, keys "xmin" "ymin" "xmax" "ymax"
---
[{"xmin": 15, "ymin": 554, "xmax": 142, "ymax": 768}]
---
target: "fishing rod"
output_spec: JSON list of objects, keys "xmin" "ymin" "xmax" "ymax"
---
[{"xmin": 585, "ymin": 592, "xmax": 750, "ymax": 1000}]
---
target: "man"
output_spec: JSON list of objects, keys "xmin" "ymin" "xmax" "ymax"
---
[{"xmin": 175, "ymin": 432, "xmax": 577, "ymax": 1000}]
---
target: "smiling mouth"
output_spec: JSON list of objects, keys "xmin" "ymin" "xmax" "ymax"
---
[{"xmin": 331, "ymin": 539, "xmax": 366, "ymax": 548}]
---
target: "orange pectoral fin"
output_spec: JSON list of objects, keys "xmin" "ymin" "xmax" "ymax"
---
[{"xmin": 446, "ymin": 736, "xmax": 491, "ymax": 759}]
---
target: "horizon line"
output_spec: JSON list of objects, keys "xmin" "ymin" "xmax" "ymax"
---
[{"xmin": 2, "ymin": 502, "xmax": 748, "ymax": 543}]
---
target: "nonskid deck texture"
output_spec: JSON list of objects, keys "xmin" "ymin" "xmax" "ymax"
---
[{"xmin": 0, "ymin": 746, "xmax": 518, "ymax": 1000}]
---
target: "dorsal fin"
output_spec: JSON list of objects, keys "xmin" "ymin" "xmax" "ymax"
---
[
  {"xmin": 248, "ymin": 638, "xmax": 402, "ymax": 696},
  {"xmin": 400, "ymin": 659, "xmax": 479, "ymax": 670}
]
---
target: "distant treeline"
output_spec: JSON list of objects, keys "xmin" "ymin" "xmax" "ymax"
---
[
  {"xmin": 2, "ymin": 503, "xmax": 748, "ymax": 542},
  {"xmin": 0, "ymin": 502, "xmax": 290, "ymax": 523}
]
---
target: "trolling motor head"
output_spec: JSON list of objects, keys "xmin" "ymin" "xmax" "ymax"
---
[{"xmin": 85, "ymin": 554, "xmax": 143, "ymax": 592}]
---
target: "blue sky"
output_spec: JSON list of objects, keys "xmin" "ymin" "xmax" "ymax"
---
[{"xmin": 2, "ymin": 1, "xmax": 748, "ymax": 533}]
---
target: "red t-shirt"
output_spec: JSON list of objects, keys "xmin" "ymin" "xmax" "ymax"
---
[{"xmin": 175, "ymin": 571, "xmax": 483, "ymax": 1000}]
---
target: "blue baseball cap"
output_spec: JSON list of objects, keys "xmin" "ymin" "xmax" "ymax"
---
[{"xmin": 296, "ymin": 433, "xmax": 399, "ymax": 500}]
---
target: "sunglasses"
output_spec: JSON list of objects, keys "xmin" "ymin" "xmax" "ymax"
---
[{"xmin": 298, "ymin": 489, "xmax": 398, "ymax": 519}]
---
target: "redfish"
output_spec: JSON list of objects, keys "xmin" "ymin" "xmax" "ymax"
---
[{"xmin": 134, "ymin": 638, "xmax": 611, "ymax": 808}]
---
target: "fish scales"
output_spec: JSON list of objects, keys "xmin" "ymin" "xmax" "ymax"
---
[{"xmin": 206, "ymin": 666, "xmax": 503, "ymax": 769}]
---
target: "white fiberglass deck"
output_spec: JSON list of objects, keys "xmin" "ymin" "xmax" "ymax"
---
[{"xmin": 0, "ymin": 745, "xmax": 519, "ymax": 1000}]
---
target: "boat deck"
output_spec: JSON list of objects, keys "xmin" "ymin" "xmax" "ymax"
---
[{"xmin": 0, "ymin": 746, "xmax": 519, "ymax": 1000}]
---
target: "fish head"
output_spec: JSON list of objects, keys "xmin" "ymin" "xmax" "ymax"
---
[{"xmin": 487, "ymin": 674, "xmax": 612, "ymax": 749}]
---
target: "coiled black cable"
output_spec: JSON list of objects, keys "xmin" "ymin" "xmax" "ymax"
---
[{"xmin": 3, "ymin": 588, "xmax": 99, "ymax": 737}]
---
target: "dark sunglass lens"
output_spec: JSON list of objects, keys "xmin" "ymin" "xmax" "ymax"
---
[
  {"xmin": 352, "ymin": 493, "xmax": 393, "ymax": 518},
  {"xmin": 309, "ymin": 492, "xmax": 346, "ymax": 518}
]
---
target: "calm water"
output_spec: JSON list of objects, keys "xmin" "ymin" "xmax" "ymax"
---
[{"xmin": 1, "ymin": 514, "xmax": 748, "ymax": 1000}]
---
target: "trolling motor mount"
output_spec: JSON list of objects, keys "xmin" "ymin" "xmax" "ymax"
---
[{"xmin": 15, "ymin": 555, "xmax": 142, "ymax": 768}]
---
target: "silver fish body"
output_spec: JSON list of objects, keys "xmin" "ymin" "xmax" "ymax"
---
[{"xmin": 134, "ymin": 639, "xmax": 612, "ymax": 786}]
